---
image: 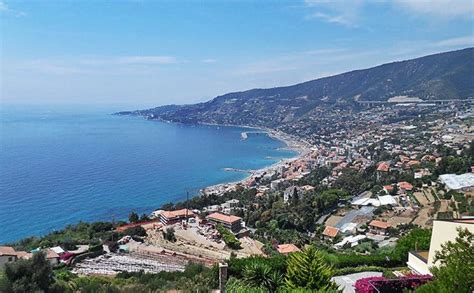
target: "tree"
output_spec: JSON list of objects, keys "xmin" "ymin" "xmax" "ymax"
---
[
  {"xmin": 163, "ymin": 227, "xmax": 177, "ymax": 242},
  {"xmin": 2, "ymin": 252, "xmax": 53, "ymax": 292},
  {"xmin": 123, "ymin": 225, "xmax": 147, "ymax": 237},
  {"xmin": 128, "ymin": 211, "xmax": 139, "ymax": 223},
  {"xmin": 427, "ymin": 228, "xmax": 474, "ymax": 292},
  {"xmin": 285, "ymin": 246, "xmax": 338, "ymax": 291},
  {"xmin": 242, "ymin": 262, "xmax": 282, "ymax": 292},
  {"xmin": 392, "ymin": 228, "xmax": 431, "ymax": 262},
  {"xmin": 140, "ymin": 213, "xmax": 150, "ymax": 222},
  {"xmin": 216, "ymin": 224, "xmax": 241, "ymax": 249}
]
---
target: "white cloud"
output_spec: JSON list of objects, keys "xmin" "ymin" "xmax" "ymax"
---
[
  {"xmin": 436, "ymin": 36, "xmax": 474, "ymax": 47},
  {"xmin": 303, "ymin": 0, "xmax": 473, "ymax": 28},
  {"xmin": 303, "ymin": 0, "xmax": 364, "ymax": 27},
  {"xmin": 394, "ymin": 0, "xmax": 474, "ymax": 18},
  {"xmin": 0, "ymin": 1, "xmax": 26, "ymax": 17},
  {"xmin": 307, "ymin": 11, "xmax": 355, "ymax": 26}
]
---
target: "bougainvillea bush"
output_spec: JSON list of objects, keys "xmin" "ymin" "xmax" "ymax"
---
[{"xmin": 354, "ymin": 274, "xmax": 432, "ymax": 293}]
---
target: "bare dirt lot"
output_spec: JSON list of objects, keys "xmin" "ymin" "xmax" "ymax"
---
[{"xmin": 144, "ymin": 224, "xmax": 264, "ymax": 262}]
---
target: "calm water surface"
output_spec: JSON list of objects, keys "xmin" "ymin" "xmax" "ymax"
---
[{"xmin": 0, "ymin": 105, "xmax": 295, "ymax": 243}]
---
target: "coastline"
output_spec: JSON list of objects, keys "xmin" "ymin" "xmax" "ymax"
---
[
  {"xmin": 134, "ymin": 115, "xmax": 312, "ymax": 197},
  {"xmin": 195, "ymin": 122, "xmax": 313, "ymax": 196}
]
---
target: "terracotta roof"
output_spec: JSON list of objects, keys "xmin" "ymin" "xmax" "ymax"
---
[
  {"xmin": 322, "ymin": 226, "xmax": 339, "ymax": 238},
  {"xmin": 0, "ymin": 246, "xmax": 17, "ymax": 256},
  {"xmin": 407, "ymin": 160, "xmax": 420, "ymax": 166},
  {"xmin": 161, "ymin": 209, "xmax": 194, "ymax": 219},
  {"xmin": 207, "ymin": 212, "xmax": 241, "ymax": 224},
  {"xmin": 115, "ymin": 219, "xmax": 160, "ymax": 232},
  {"xmin": 398, "ymin": 181, "xmax": 413, "ymax": 190},
  {"xmin": 383, "ymin": 185, "xmax": 394, "ymax": 191},
  {"xmin": 276, "ymin": 244, "xmax": 301, "ymax": 254},
  {"xmin": 15, "ymin": 251, "xmax": 32, "ymax": 259},
  {"xmin": 377, "ymin": 162, "xmax": 390, "ymax": 172},
  {"xmin": 46, "ymin": 249, "xmax": 59, "ymax": 259},
  {"xmin": 369, "ymin": 220, "xmax": 391, "ymax": 229}
]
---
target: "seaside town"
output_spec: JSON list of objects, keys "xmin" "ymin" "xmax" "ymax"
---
[{"xmin": 2, "ymin": 99, "xmax": 473, "ymax": 292}]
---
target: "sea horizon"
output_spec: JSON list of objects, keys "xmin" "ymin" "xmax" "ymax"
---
[{"xmin": 0, "ymin": 104, "xmax": 297, "ymax": 243}]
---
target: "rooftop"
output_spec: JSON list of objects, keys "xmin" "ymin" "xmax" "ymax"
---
[
  {"xmin": 322, "ymin": 226, "xmax": 339, "ymax": 238},
  {"xmin": 161, "ymin": 208, "xmax": 195, "ymax": 219},
  {"xmin": 206, "ymin": 212, "xmax": 242, "ymax": 224},
  {"xmin": 0, "ymin": 246, "xmax": 17, "ymax": 256},
  {"xmin": 370, "ymin": 220, "xmax": 392, "ymax": 229},
  {"xmin": 276, "ymin": 244, "xmax": 301, "ymax": 254},
  {"xmin": 439, "ymin": 173, "xmax": 474, "ymax": 190}
]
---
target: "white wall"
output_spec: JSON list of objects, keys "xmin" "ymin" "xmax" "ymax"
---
[
  {"xmin": 428, "ymin": 221, "xmax": 474, "ymax": 267},
  {"xmin": 407, "ymin": 253, "xmax": 431, "ymax": 275}
]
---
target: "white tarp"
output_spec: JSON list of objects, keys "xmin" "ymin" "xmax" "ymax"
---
[
  {"xmin": 378, "ymin": 195, "xmax": 397, "ymax": 206},
  {"xmin": 439, "ymin": 173, "xmax": 474, "ymax": 190}
]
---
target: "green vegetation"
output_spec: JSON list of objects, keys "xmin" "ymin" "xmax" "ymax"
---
[
  {"xmin": 1, "ymin": 252, "xmax": 54, "ymax": 293},
  {"xmin": 128, "ymin": 211, "xmax": 139, "ymax": 223},
  {"xmin": 162, "ymin": 227, "xmax": 177, "ymax": 242},
  {"xmin": 227, "ymin": 246, "xmax": 339, "ymax": 292},
  {"xmin": 392, "ymin": 228, "xmax": 432, "ymax": 262},
  {"xmin": 0, "ymin": 256, "xmax": 218, "ymax": 292},
  {"xmin": 285, "ymin": 247, "xmax": 338, "ymax": 291},
  {"xmin": 216, "ymin": 224, "xmax": 241, "ymax": 249},
  {"xmin": 416, "ymin": 228, "xmax": 474, "ymax": 292},
  {"xmin": 10, "ymin": 221, "xmax": 115, "ymax": 251}
]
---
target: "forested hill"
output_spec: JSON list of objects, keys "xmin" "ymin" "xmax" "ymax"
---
[{"xmin": 118, "ymin": 48, "xmax": 473, "ymax": 128}]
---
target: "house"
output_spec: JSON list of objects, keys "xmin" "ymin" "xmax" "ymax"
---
[
  {"xmin": 276, "ymin": 244, "xmax": 301, "ymax": 255},
  {"xmin": 270, "ymin": 179, "xmax": 284, "ymax": 190},
  {"xmin": 283, "ymin": 186, "xmax": 299, "ymax": 204},
  {"xmin": 206, "ymin": 212, "xmax": 242, "ymax": 233},
  {"xmin": 383, "ymin": 185, "xmax": 394, "ymax": 194},
  {"xmin": 0, "ymin": 246, "xmax": 33, "ymax": 269},
  {"xmin": 369, "ymin": 220, "xmax": 391, "ymax": 235},
  {"xmin": 398, "ymin": 181, "xmax": 414, "ymax": 192},
  {"xmin": 407, "ymin": 219, "xmax": 474, "ymax": 275},
  {"xmin": 334, "ymin": 235, "xmax": 367, "ymax": 249},
  {"xmin": 159, "ymin": 209, "xmax": 195, "ymax": 225},
  {"xmin": 301, "ymin": 185, "xmax": 315, "ymax": 192},
  {"xmin": 46, "ymin": 249, "xmax": 60, "ymax": 266},
  {"xmin": 322, "ymin": 226, "xmax": 339, "ymax": 240},
  {"xmin": 0, "ymin": 246, "xmax": 18, "ymax": 269},
  {"xmin": 414, "ymin": 169, "xmax": 432, "ymax": 179},
  {"xmin": 377, "ymin": 162, "xmax": 390, "ymax": 173}
]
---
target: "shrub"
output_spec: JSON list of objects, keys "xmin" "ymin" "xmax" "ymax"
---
[
  {"xmin": 162, "ymin": 227, "xmax": 177, "ymax": 242},
  {"xmin": 354, "ymin": 275, "xmax": 432, "ymax": 293},
  {"xmin": 216, "ymin": 224, "xmax": 241, "ymax": 249},
  {"xmin": 122, "ymin": 226, "xmax": 147, "ymax": 237}
]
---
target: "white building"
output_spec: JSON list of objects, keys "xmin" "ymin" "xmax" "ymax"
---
[
  {"xmin": 407, "ymin": 219, "xmax": 474, "ymax": 275},
  {"xmin": 438, "ymin": 173, "xmax": 474, "ymax": 191}
]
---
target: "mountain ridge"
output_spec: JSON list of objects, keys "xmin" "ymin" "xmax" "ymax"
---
[{"xmin": 118, "ymin": 48, "xmax": 474, "ymax": 129}]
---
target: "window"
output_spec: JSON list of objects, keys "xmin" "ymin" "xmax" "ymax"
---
[{"xmin": 8, "ymin": 257, "xmax": 13, "ymax": 262}]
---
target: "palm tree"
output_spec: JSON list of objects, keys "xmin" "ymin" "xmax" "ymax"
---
[{"xmin": 243, "ymin": 261, "xmax": 282, "ymax": 292}]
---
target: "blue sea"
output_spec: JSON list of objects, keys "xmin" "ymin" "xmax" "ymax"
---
[{"xmin": 0, "ymin": 104, "xmax": 295, "ymax": 243}]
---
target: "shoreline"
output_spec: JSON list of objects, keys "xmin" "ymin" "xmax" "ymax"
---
[
  {"xmin": 196, "ymin": 122, "xmax": 313, "ymax": 196},
  {"xmin": 137, "ymin": 115, "xmax": 312, "ymax": 197}
]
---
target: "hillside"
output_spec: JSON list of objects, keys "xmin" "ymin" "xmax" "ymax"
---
[{"xmin": 118, "ymin": 48, "xmax": 473, "ymax": 128}]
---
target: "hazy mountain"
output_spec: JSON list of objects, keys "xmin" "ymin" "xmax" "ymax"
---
[{"xmin": 119, "ymin": 48, "xmax": 473, "ymax": 128}]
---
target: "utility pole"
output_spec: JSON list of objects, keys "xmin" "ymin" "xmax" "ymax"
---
[{"xmin": 186, "ymin": 190, "xmax": 189, "ymax": 224}]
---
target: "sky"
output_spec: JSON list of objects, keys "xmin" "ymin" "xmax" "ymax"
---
[{"xmin": 1, "ymin": 0, "xmax": 473, "ymax": 108}]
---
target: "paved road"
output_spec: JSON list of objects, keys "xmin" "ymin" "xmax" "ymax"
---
[{"xmin": 332, "ymin": 271, "xmax": 383, "ymax": 293}]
